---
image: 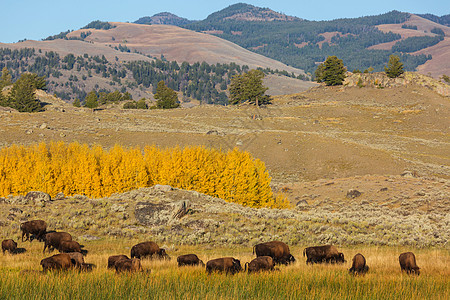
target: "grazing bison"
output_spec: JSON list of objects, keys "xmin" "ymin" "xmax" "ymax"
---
[
  {"xmin": 303, "ymin": 245, "xmax": 345, "ymax": 264},
  {"xmin": 20, "ymin": 220, "xmax": 47, "ymax": 242},
  {"xmin": 59, "ymin": 240, "xmax": 82, "ymax": 253},
  {"xmin": 399, "ymin": 252, "xmax": 420, "ymax": 275},
  {"xmin": 2, "ymin": 239, "xmax": 17, "ymax": 254},
  {"xmin": 177, "ymin": 254, "xmax": 205, "ymax": 267},
  {"xmin": 245, "ymin": 256, "xmax": 275, "ymax": 273},
  {"xmin": 130, "ymin": 241, "xmax": 170, "ymax": 260},
  {"xmin": 40, "ymin": 253, "xmax": 72, "ymax": 272},
  {"xmin": 206, "ymin": 257, "xmax": 242, "ymax": 275},
  {"xmin": 114, "ymin": 258, "xmax": 142, "ymax": 273},
  {"xmin": 43, "ymin": 232, "xmax": 72, "ymax": 253},
  {"xmin": 348, "ymin": 253, "xmax": 369, "ymax": 275},
  {"xmin": 67, "ymin": 252, "xmax": 85, "ymax": 267},
  {"xmin": 253, "ymin": 241, "xmax": 295, "ymax": 265},
  {"xmin": 108, "ymin": 255, "xmax": 130, "ymax": 269}
]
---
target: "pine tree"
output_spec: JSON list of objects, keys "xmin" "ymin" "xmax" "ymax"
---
[
  {"xmin": 8, "ymin": 73, "xmax": 43, "ymax": 112},
  {"xmin": 229, "ymin": 69, "xmax": 270, "ymax": 105},
  {"xmin": 154, "ymin": 80, "xmax": 179, "ymax": 109},
  {"xmin": 0, "ymin": 67, "xmax": 12, "ymax": 89},
  {"xmin": 73, "ymin": 98, "xmax": 81, "ymax": 107},
  {"xmin": 84, "ymin": 91, "xmax": 98, "ymax": 108},
  {"xmin": 315, "ymin": 56, "xmax": 347, "ymax": 86},
  {"xmin": 385, "ymin": 55, "xmax": 404, "ymax": 78}
]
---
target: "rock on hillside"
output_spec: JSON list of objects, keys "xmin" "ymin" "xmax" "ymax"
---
[{"xmin": 344, "ymin": 72, "xmax": 450, "ymax": 97}]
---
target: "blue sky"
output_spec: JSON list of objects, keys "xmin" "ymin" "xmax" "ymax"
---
[{"xmin": 1, "ymin": 0, "xmax": 448, "ymax": 43}]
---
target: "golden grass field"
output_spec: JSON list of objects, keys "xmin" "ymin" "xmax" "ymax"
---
[{"xmin": 1, "ymin": 240, "xmax": 449, "ymax": 299}]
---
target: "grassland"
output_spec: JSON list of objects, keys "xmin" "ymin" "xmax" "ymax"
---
[{"xmin": 0, "ymin": 241, "xmax": 448, "ymax": 299}]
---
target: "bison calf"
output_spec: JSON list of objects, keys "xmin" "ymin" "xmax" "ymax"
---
[
  {"xmin": 59, "ymin": 240, "xmax": 82, "ymax": 253},
  {"xmin": 206, "ymin": 257, "xmax": 242, "ymax": 275},
  {"xmin": 108, "ymin": 255, "xmax": 130, "ymax": 269},
  {"xmin": 2, "ymin": 239, "xmax": 17, "ymax": 254},
  {"xmin": 245, "ymin": 256, "xmax": 275, "ymax": 273},
  {"xmin": 131, "ymin": 241, "xmax": 170, "ymax": 260},
  {"xmin": 399, "ymin": 252, "xmax": 420, "ymax": 275},
  {"xmin": 114, "ymin": 258, "xmax": 142, "ymax": 273},
  {"xmin": 40, "ymin": 253, "xmax": 72, "ymax": 272},
  {"xmin": 43, "ymin": 232, "xmax": 72, "ymax": 253},
  {"xmin": 177, "ymin": 254, "xmax": 204, "ymax": 267},
  {"xmin": 348, "ymin": 253, "xmax": 369, "ymax": 275}
]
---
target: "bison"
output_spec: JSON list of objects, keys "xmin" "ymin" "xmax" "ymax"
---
[
  {"xmin": 40, "ymin": 253, "xmax": 72, "ymax": 272},
  {"xmin": 67, "ymin": 252, "xmax": 85, "ymax": 267},
  {"xmin": 254, "ymin": 241, "xmax": 295, "ymax": 265},
  {"xmin": 130, "ymin": 241, "xmax": 170, "ymax": 260},
  {"xmin": 59, "ymin": 240, "xmax": 82, "ymax": 253},
  {"xmin": 20, "ymin": 220, "xmax": 47, "ymax": 242},
  {"xmin": 348, "ymin": 253, "xmax": 369, "ymax": 275},
  {"xmin": 245, "ymin": 256, "xmax": 275, "ymax": 273},
  {"xmin": 43, "ymin": 232, "xmax": 72, "ymax": 253},
  {"xmin": 114, "ymin": 258, "xmax": 142, "ymax": 273},
  {"xmin": 2, "ymin": 239, "xmax": 17, "ymax": 254},
  {"xmin": 177, "ymin": 254, "xmax": 205, "ymax": 267},
  {"xmin": 399, "ymin": 252, "xmax": 420, "ymax": 275},
  {"xmin": 206, "ymin": 257, "xmax": 242, "ymax": 275},
  {"xmin": 108, "ymin": 255, "xmax": 130, "ymax": 269},
  {"xmin": 303, "ymin": 245, "xmax": 345, "ymax": 264}
]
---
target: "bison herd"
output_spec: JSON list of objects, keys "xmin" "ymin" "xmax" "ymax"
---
[{"xmin": 2, "ymin": 219, "xmax": 422, "ymax": 276}]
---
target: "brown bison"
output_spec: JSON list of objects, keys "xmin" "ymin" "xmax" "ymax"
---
[
  {"xmin": 114, "ymin": 258, "xmax": 142, "ymax": 273},
  {"xmin": 2, "ymin": 239, "xmax": 17, "ymax": 254},
  {"xmin": 108, "ymin": 255, "xmax": 130, "ymax": 269},
  {"xmin": 177, "ymin": 254, "xmax": 205, "ymax": 267},
  {"xmin": 59, "ymin": 240, "xmax": 82, "ymax": 253},
  {"xmin": 130, "ymin": 241, "xmax": 170, "ymax": 260},
  {"xmin": 245, "ymin": 256, "xmax": 275, "ymax": 273},
  {"xmin": 40, "ymin": 253, "xmax": 72, "ymax": 272},
  {"xmin": 67, "ymin": 252, "xmax": 85, "ymax": 267},
  {"xmin": 399, "ymin": 252, "xmax": 420, "ymax": 275},
  {"xmin": 348, "ymin": 253, "xmax": 369, "ymax": 275},
  {"xmin": 20, "ymin": 220, "xmax": 47, "ymax": 242},
  {"xmin": 206, "ymin": 257, "xmax": 242, "ymax": 275},
  {"xmin": 303, "ymin": 245, "xmax": 345, "ymax": 264},
  {"xmin": 43, "ymin": 232, "xmax": 72, "ymax": 253},
  {"xmin": 253, "ymin": 241, "xmax": 295, "ymax": 265}
]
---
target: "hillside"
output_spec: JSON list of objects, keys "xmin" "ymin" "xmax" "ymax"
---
[
  {"xmin": 134, "ymin": 12, "xmax": 194, "ymax": 26},
  {"xmin": 0, "ymin": 23, "xmax": 314, "ymax": 103},
  {"xmin": 184, "ymin": 5, "xmax": 449, "ymax": 78}
]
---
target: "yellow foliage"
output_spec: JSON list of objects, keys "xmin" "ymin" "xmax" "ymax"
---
[{"xmin": 0, "ymin": 142, "xmax": 289, "ymax": 209}]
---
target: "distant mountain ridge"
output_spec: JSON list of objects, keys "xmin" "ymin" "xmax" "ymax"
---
[
  {"xmin": 204, "ymin": 3, "xmax": 301, "ymax": 22},
  {"xmin": 134, "ymin": 12, "xmax": 194, "ymax": 26},
  {"xmin": 417, "ymin": 13, "xmax": 450, "ymax": 26}
]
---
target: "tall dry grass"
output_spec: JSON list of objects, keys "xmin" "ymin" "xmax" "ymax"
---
[{"xmin": 0, "ymin": 241, "xmax": 448, "ymax": 299}]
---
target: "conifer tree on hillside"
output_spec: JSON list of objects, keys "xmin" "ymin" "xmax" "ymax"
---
[
  {"xmin": 84, "ymin": 90, "xmax": 98, "ymax": 108},
  {"xmin": 385, "ymin": 54, "xmax": 404, "ymax": 78},
  {"xmin": 0, "ymin": 67, "xmax": 12, "ymax": 89},
  {"xmin": 8, "ymin": 73, "xmax": 43, "ymax": 112},
  {"xmin": 229, "ymin": 69, "xmax": 270, "ymax": 106},
  {"xmin": 154, "ymin": 80, "xmax": 180, "ymax": 109},
  {"xmin": 315, "ymin": 56, "xmax": 347, "ymax": 86}
]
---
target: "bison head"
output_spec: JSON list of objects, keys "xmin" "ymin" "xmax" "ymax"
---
[
  {"xmin": 157, "ymin": 248, "xmax": 170, "ymax": 260},
  {"xmin": 337, "ymin": 252, "xmax": 346, "ymax": 263},
  {"xmin": 232, "ymin": 259, "xmax": 243, "ymax": 274}
]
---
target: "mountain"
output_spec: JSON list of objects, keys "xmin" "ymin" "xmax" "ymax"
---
[
  {"xmin": 417, "ymin": 13, "xmax": 450, "ymax": 26},
  {"xmin": 184, "ymin": 8, "xmax": 450, "ymax": 78},
  {"xmin": 0, "ymin": 22, "xmax": 313, "ymax": 104},
  {"xmin": 204, "ymin": 3, "xmax": 301, "ymax": 22},
  {"xmin": 134, "ymin": 12, "xmax": 194, "ymax": 26}
]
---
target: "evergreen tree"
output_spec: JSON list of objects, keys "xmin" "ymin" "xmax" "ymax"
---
[
  {"xmin": 84, "ymin": 90, "xmax": 98, "ymax": 108},
  {"xmin": 229, "ymin": 69, "xmax": 270, "ymax": 106},
  {"xmin": 0, "ymin": 67, "xmax": 12, "ymax": 89},
  {"xmin": 136, "ymin": 99, "xmax": 148, "ymax": 109},
  {"xmin": 154, "ymin": 80, "xmax": 179, "ymax": 109},
  {"xmin": 8, "ymin": 73, "xmax": 43, "ymax": 112},
  {"xmin": 73, "ymin": 98, "xmax": 81, "ymax": 107},
  {"xmin": 316, "ymin": 56, "xmax": 347, "ymax": 86},
  {"xmin": 385, "ymin": 55, "xmax": 404, "ymax": 78}
]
